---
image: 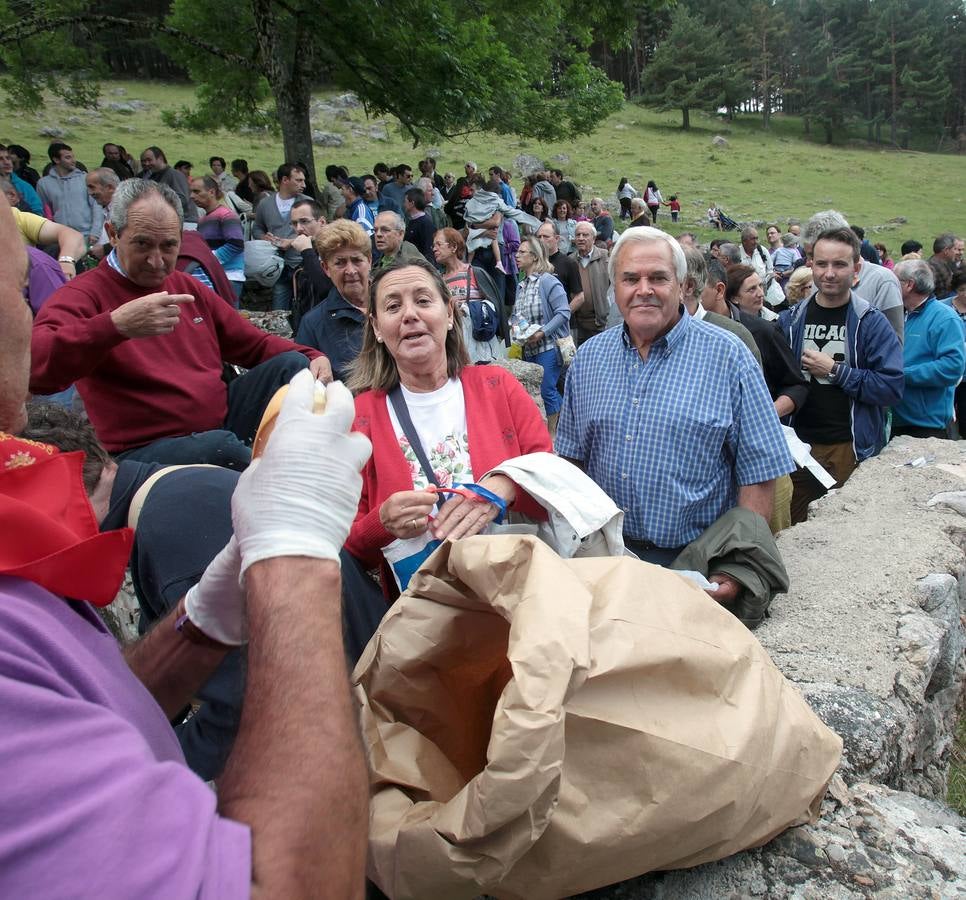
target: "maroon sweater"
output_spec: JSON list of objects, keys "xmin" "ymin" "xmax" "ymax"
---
[{"xmin": 31, "ymin": 260, "xmax": 321, "ymax": 451}]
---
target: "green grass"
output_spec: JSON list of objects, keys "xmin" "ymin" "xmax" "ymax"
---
[
  {"xmin": 5, "ymin": 79, "xmax": 963, "ymax": 252},
  {"xmin": 951, "ymin": 715, "xmax": 966, "ymax": 816}
]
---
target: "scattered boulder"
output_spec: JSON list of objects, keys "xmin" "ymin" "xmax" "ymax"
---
[
  {"xmin": 367, "ymin": 126, "xmax": 389, "ymax": 142},
  {"xmin": 888, "ymin": 216, "xmax": 908, "ymax": 224},
  {"xmin": 712, "ymin": 135, "xmax": 729, "ymax": 147},
  {"xmin": 65, "ymin": 116, "xmax": 83, "ymax": 125},
  {"xmin": 110, "ymin": 87, "xmax": 126, "ymax": 96},
  {"xmin": 105, "ymin": 101, "xmax": 136, "ymax": 114},
  {"xmin": 492, "ymin": 357, "xmax": 546, "ymax": 418},
  {"xmin": 333, "ymin": 109, "xmax": 352, "ymax": 121},
  {"xmin": 551, "ymin": 153, "xmax": 570, "ymax": 164},
  {"xmin": 614, "ymin": 123, "xmax": 628, "ymax": 130},
  {"xmin": 127, "ymin": 99, "xmax": 150, "ymax": 111},
  {"xmin": 312, "ymin": 130, "xmax": 344, "ymax": 147},
  {"xmin": 513, "ymin": 153, "xmax": 544, "ymax": 175},
  {"xmin": 331, "ymin": 92, "xmax": 361, "ymax": 108},
  {"xmin": 38, "ymin": 125, "xmax": 69, "ymax": 138}
]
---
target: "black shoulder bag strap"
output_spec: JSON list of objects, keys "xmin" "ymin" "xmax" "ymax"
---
[{"xmin": 387, "ymin": 386, "xmax": 445, "ymax": 501}]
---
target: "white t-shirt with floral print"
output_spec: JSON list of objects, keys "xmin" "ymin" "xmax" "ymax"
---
[{"xmin": 386, "ymin": 378, "xmax": 473, "ymax": 490}]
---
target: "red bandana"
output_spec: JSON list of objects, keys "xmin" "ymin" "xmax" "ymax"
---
[{"xmin": 0, "ymin": 434, "xmax": 133, "ymax": 606}]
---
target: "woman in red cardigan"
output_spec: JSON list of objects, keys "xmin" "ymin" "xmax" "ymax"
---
[{"xmin": 345, "ymin": 258, "xmax": 551, "ymax": 589}]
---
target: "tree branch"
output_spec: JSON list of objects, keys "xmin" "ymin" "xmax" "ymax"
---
[{"xmin": 0, "ymin": 14, "xmax": 251, "ymax": 68}]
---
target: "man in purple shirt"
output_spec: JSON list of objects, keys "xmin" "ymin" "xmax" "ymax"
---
[{"xmin": 0, "ymin": 196, "xmax": 371, "ymax": 900}]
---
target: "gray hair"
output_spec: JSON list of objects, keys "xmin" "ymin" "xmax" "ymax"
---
[
  {"xmin": 933, "ymin": 232, "xmax": 957, "ymax": 254},
  {"xmin": 375, "ymin": 210, "xmax": 405, "ymax": 232},
  {"xmin": 683, "ymin": 245, "xmax": 708, "ymax": 296},
  {"xmin": 110, "ymin": 178, "xmax": 183, "ymax": 233},
  {"xmin": 894, "ymin": 258, "xmax": 935, "ymax": 295},
  {"xmin": 630, "ymin": 197, "xmax": 646, "ymax": 213},
  {"xmin": 803, "ymin": 209, "xmax": 850, "ymax": 249},
  {"xmin": 416, "ymin": 177, "xmax": 433, "ymax": 193},
  {"xmin": 0, "ymin": 176, "xmax": 17, "ymax": 196},
  {"xmin": 88, "ymin": 167, "xmax": 121, "ymax": 189},
  {"xmin": 574, "ymin": 220, "xmax": 597, "ymax": 238},
  {"xmin": 740, "ymin": 225, "xmax": 758, "ymax": 241},
  {"xmin": 781, "ymin": 232, "xmax": 799, "ymax": 248},
  {"xmin": 718, "ymin": 242, "xmax": 742, "ymax": 265},
  {"xmin": 608, "ymin": 225, "xmax": 687, "ymax": 284}
]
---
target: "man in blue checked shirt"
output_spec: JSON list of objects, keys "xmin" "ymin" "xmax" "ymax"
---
[{"xmin": 556, "ymin": 227, "xmax": 795, "ymax": 606}]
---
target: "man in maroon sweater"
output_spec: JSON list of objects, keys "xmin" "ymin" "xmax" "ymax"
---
[{"xmin": 31, "ymin": 179, "xmax": 332, "ymax": 468}]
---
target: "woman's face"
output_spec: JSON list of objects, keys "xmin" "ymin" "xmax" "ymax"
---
[
  {"xmin": 431, "ymin": 234, "xmax": 455, "ymax": 264},
  {"xmin": 766, "ymin": 227, "xmax": 780, "ymax": 244},
  {"xmin": 516, "ymin": 243, "xmax": 536, "ymax": 271},
  {"xmin": 371, "ymin": 267, "xmax": 454, "ymax": 374},
  {"xmin": 555, "ymin": 202, "xmax": 570, "ymax": 220},
  {"xmin": 532, "ymin": 199, "xmax": 545, "ymax": 218},
  {"xmin": 736, "ymin": 272, "xmax": 765, "ymax": 314}
]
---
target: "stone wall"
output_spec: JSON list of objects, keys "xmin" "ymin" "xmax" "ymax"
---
[{"xmin": 580, "ymin": 436, "xmax": 966, "ymax": 898}]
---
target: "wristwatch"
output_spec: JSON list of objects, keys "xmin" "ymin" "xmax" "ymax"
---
[
  {"xmin": 829, "ymin": 362, "xmax": 841, "ymax": 379},
  {"xmin": 58, "ymin": 255, "xmax": 76, "ymax": 265}
]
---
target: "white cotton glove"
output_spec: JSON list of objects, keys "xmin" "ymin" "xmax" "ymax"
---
[
  {"xmin": 232, "ymin": 370, "xmax": 372, "ymax": 580},
  {"xmin": 184, "ymin": 536, "xmax": 248, "ymax": 645}
]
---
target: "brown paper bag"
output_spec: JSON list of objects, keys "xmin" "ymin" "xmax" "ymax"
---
[{"xmin": 354, "ymin": 536, "xmax": 841, "ymax": 900}]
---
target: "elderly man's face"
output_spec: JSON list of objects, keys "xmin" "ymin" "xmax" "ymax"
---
[
  {"xmin": 103, "ymin": 144, "xmax": 121, "ymax": 162},
  {"xmin": 362, "ymin": 177, "xmax": 379, "ymax": 202},
  {"xmin": 590, "ymin": 199, "xmax": 602, "ymax": 216},
  {"xmin": 536, "ymin": 223, "xmax": 558, "ymax": 256},
  {"xmin": 374, "ymin": 214, "xmax": 403, "ymax": 255},
  {"xmin": 742, "ymin": 230, "xmax": 758, "ymax": 253},
  {"xmin": 86, "ymin": 174, "xmax": 115, "ymax": 208},
  {"xmin": 613, "ymin": 239, "xmax": 682, "ymax": 347},
  {"xmin": 574, "ymin": 226, "xmax": 595, "ymax": 256},
  {"xmin": 109, "ymin": 198, "xmax": 181, "ymax": 290},
  {"xmin": 0, "ymin": 202, "xmax": 32, "ymax": 433}
]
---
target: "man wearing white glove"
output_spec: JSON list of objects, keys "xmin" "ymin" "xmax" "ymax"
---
[
  {"xmin": 126, "ymin": 371, "xmax": 373, "ymax": 898},
  {"xmin": 0, "ymin": 206, "xmax": 374, "ymax": 900}
]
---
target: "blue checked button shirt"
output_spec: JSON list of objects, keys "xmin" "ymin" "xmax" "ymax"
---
[{"xmin": 556, "ymin": 310, "xmax": 795, "ymax": 548}]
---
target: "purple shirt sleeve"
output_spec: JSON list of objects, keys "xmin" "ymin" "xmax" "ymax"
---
[
  {"xmin": 0, "ymin": 577, "xmax": 251, "ymax": 899},
  {"xmin": 25, "ymin": 246, "xmax": 68, "ymax": 315}
]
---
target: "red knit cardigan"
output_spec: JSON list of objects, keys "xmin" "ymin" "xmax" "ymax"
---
[{"xmin": 346, "ymin": 365, "xmax": 552, "ymax": 570}]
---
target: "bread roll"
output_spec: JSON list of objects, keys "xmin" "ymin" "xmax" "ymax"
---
[{"xmin": 251, "ymin": 381, "xmax": 327, "ymax": 458}]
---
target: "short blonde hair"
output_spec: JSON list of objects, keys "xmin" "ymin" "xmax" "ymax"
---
[
  {"xmin": 314, "ymin": 219, "xmax": 371, "ymax": 262},
  {"xmin": 785, "ymin": 266, "xmax": 814, "ymax": 303}
]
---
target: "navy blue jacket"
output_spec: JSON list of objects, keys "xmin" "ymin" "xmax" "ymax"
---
[
  {"xmin": 294, "ymin": 287, "xmax": 365, "ymax": 382},
  {"xmin": 779, "ymin": 293, "xmax": 904, "ymax": 461}
]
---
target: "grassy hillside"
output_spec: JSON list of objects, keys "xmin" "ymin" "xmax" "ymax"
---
[{"xmin": 4, "ymin": 80, "xmax": 963, "ymax": 252}]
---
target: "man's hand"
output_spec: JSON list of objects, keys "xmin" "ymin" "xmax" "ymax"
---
[
  {"xmin": 308, "ymin": 355, "xmax": 333, "ymax": 383},
  {"xmin": 801, "ymin": 348, "xmax": 836, "ymax": 378},
  {"xmin": 292, "ymin": 234, "xmax": 313, "ymax": 253},
  {"xmin": 111, "ymin": 292, "xmax": 195, "ymax": 338},
  {"xmin": 232, "ymin": 372, "xmax": 371, "ymax": 578},
  {"xmin": 525, "ymin": 329, "xmax": 546, "ymax": 347},
  {"xmin": 266, "ymin": 232, "xmax": 294, "ymax": 251},
  {"xmin": 707, "ymin": 573, "xmax": 742, "ymax": 606},
  {"xmin": 184, "ymin": 536, "xmax": 247, "ymax": 645},
  {"xmin": 58, "ymin": 259, "xmax": 76, "ymax": 280}
]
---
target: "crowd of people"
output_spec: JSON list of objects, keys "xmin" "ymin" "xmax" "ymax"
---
[{"xmin": 3, "ymin": 134, "xmax": 966, "ymax": 896}]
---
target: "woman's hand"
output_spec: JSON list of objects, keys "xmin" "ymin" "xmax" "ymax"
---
[
  {"xmin": 525, "ymin": 329, "xmax": 545, "ymax": 348},
  {"xmin": 431, "ymin": 474, "xmax": 517, "ymax": 541},
  {"xmin": 379, "ymin": 490, "xmax": 438, "ymax": 540}
]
